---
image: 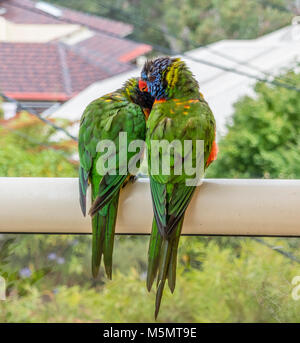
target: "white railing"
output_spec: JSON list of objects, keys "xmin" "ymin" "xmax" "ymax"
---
[{"xmin": 0, "ymin": 177, "xmax": 299, "ymax": 236}]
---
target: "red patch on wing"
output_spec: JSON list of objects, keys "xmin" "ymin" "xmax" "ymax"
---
[
  {"xmin": 154, "ymin": 98, "xmax": 167, "ymax": 104},
  {"xmin": 206, "ymin": 138, "xmax": 218, "ymax": 167}
]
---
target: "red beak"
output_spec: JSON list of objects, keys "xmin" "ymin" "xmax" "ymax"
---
[{"xmin": 138, "ymin": 79, "xmax": 148, "ymax": 92}]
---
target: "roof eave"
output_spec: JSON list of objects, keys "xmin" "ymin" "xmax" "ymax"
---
[{"xmin": 4, "ymin": 92, "xmax": 70, "ymax": 102}]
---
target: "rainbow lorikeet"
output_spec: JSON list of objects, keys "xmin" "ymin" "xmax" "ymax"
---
[
  {"xmin": 139, "ymin": 57, "xmax": 218, "ymax": 318},
  {"xmin": 78, "ymin": 78, "xmax": 153, "ymax": 279}
]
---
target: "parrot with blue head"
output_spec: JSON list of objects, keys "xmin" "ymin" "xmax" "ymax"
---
[{"xmin": 139, "ymin": 57, "xmax": 218, "ymax": 318}]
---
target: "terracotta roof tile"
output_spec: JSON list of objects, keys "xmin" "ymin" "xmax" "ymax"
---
[
  {"xmin": 0, "ymin": 42, "xmax": 131, "ymax": 101},
  {"xmin": 73, "ymin": 33, "xmax": 151, "ymax": 73},
  {"xmin": 0, "ymin": 1, "xmax": 152, "ymax": 101}
]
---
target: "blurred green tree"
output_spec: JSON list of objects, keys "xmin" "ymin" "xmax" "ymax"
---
[
  {"xmin": 0, "ymin": 111, "xmax": 77, "ymax": 177},
  {"xmin": 207, "ymin": 69, "xmax": 300, "ymax": 179},
  {"xmin": 0, "ymin": 98, "xmax": 4, "ymax": 120},
  {"xmin": 1, "ymin": 238, "xmax": 300, "ymax": 323},
  {"xmin": 48, "ymin": 0, "xmax": 295, "ymax": 50}
]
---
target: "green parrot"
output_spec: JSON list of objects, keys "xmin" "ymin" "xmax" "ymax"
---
[
  {"xmin": 78, "ymin": 78, "xmax": 153, "ymax": 279},
  {"xmin": 139, "ymin": 57, "xmax": 218, "ymax": 318}
]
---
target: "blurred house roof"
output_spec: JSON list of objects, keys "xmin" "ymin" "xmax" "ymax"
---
[
  {"xmin": 1, "ymin": 0, "xmax": 133, "ymax": 37},
  {"xmin": 0, "ymin": 42, "xmax": 113, "ymax": 101},
  {"xmin": 50, "ymin": 24, "xmax": 300, "ymax": 137},
  {"xmin": 0, "ymin": 0, "xmax": 152, "ymax": 102}
]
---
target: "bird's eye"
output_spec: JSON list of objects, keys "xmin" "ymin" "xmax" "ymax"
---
[{"xmin": 148, "ymin": 74, "xmax": 156, "ymax": 82}]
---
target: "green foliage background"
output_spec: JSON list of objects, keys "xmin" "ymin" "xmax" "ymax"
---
[{"xmin": 207, "ymin": 70, "xmax": 300, "ymax": 179}]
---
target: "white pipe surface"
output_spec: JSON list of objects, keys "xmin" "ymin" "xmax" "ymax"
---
[{"xmin": 0, "ymin": 177, "xmax": 299, "ymax": 236}]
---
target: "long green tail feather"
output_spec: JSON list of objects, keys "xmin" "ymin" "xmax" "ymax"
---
[
  {"xmin": 155, "ymin": 238, "xmax": 172, "ymax": 319},
  {"xmin": 167, "ymin": 217, "xmax": 184, "ymax": 293},
  {"xmin": 92, "ymin": 212, "xmax": 105, "ymax": 278},
  {"xmin": 103, "ymin": 192, "xmax": 120, "ymax": 279},
  {"xmin": 147, "ymin": 219, "xmax": 163, "ymax": 291},
  {"xmin": 92, "ymin": 192, "xmax": 120, "ymax": 279},
  {"xmin": 154, "ymin": 218, "xmax": 184, "ymax": 319}
]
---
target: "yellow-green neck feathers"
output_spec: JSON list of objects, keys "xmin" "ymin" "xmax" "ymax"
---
[{"xmin": 164, "ymin": 58, "xmax": 200, "ymax": 99}]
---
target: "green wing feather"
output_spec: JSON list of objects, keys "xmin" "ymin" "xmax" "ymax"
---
[{"xmin": 79, "ymin": 92, "xmax": 146, "ymax": 279}]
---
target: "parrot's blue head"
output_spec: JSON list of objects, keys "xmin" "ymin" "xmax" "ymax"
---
[{"xmin": 139, "ymin": 57, "xmax": 173, "ymax": 100}]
